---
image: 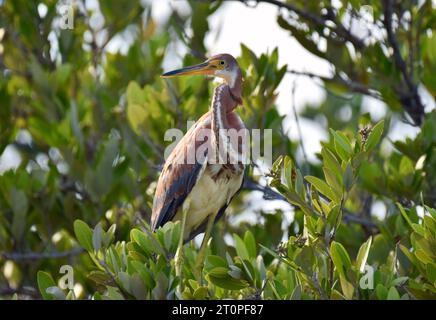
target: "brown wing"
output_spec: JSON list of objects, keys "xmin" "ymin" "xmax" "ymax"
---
[{"xmin": 151, "ymin": 112, "xmax": 212, "ymax": 231}]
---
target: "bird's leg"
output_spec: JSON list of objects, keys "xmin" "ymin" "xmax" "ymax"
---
[
  {"xmin": 194, "ymin": 211, "xmax": 218, "ymax": 285},
  {"xmin": 175, "ymin": 199, "xmax": 190, "ymax": 296}
]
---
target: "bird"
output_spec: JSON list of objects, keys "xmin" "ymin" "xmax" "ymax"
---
[{"xmin": 152, "ymin": 54, "xmax": 246, "ymax": 284}]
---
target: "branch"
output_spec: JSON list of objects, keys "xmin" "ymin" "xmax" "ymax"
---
[
  {"xmin": 243, "ymin": 177, "xmax": 378, "ymax": 231},
  {"xmin": 287, "ymin": 69, "xmax": 382, "ymax": 100},
  {"xmin": 0, "ymin": 286, "xmax": 40, "ymax": 299},
  {"xmin": 228, "ymin": 0, "xmax": 366, "ymax": 49},
  {"xmin": 290, "ymin": 82, "xmax": 309, "ymax": 169},
  {"xmin": 0, "ymin": 248, "xmax": 84, "ymax": 262},
  {"xmin": 382, "ymin": 0, "xmax": 424, "ymax": 125},
  {"xmin": 312, "ymin": 271, "xmax": 328, "ymax": 300}
]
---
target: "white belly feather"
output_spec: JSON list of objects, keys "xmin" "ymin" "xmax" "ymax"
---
[{"xmin": 173, "ymin": 164, "xmax": 244, "ymax": 239}]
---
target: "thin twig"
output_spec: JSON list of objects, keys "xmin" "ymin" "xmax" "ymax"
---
[
  {"xmin": 0, "ymin": 248, "xmax": 84, "ymax": 262},
  {"xmin": 312, "ymin": 271, "xmax": 327, "ymax": 300},
  {"xmin": 290, "ymin": 81, "xmax": 309, "ymax": 169},
  {"xmin": 0, "ymin": 286, "xmax": 40, "ymax": 299},
  {"xmin": 243, "ymin": 177, "xmax": 379, "ymax": 230},
  {"xmin": 287, "ymin": 69, "xmax": 381, "ymax": 100}
]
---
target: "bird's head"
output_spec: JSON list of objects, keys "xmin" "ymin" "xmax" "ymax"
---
[{"xmin": 161, "ymin": 53, "xmax": 241, "ymax": 88}]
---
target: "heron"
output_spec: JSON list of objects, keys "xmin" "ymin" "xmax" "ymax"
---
[{"xmin": 152, "ymin": 54, "xmax": 246, "ymax": 285}]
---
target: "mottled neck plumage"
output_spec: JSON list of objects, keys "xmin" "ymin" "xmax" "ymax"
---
[
  {"xmin": 209, "ymin": 67, "xmax": 245, "ymax": 164},
  {"xmin": 210, "ymin": 69, "xmax": 243, "ymax": 133},
  {"xmin": 211, "ymin": 85, "xmax": 233, "ymax": 134},
  {"xmin": 229, "ymin": 69, "xmax": 243, "ymax": 105}
]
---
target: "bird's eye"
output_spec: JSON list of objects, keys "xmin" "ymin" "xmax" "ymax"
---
[{"xmin": 220, "ymin": 60, "xmax": 225, "ymax": 66}]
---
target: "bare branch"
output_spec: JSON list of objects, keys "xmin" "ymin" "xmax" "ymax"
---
[
  {"xmin": 287, "ymin": 69, "xmax": 382, "ymax": 100},
  {"xmin": 0, "ymin": 248, "xmax": 84, "ymax": 262},
  {"xmin": 382, "ymin": 0, "xmax": 424, "ymax": 125},
  {"xmin": 0, "ymin": 286, "xmax": 40, "ymax": 299},
  {"xmin": 243, "ymin": 177, "xmax": 379, "ymax": 230},
  {"xmin": 290, "ymin": 82, "xmax": 309, "ymax": 168}
]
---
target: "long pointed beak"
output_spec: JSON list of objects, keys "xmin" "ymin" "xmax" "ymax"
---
[{"xmin": 161, "ymin": 61, "xmax": 214, "ymax": 78}]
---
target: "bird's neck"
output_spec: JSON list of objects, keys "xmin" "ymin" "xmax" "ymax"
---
[
  {"xmin": 227, "ymin": 69, "xmax": 243, "ymax": 105},
  {"xmin": 210, "ymin": 83, "xmax": 245, "ymax": 165},
  {"xmin": 211, "ymin": 84, "xmax": 232, "ymax": 133},
  {"xmin": 210, "ymin": 68, "xmax": 243, "ymax": 130},
  {"xmin": 210, "ymin": 85, "xmax": 232, "ymax": 162}
]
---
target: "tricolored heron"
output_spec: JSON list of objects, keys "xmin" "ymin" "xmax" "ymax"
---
[{"xmin": 152, "ymin": 54, "xmax": 245, "ymax": 284}]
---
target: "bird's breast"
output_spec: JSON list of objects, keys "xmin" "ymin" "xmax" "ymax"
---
[{"xmin": 174, "ymin": 162, "xmax": 244, "ymax": 239}]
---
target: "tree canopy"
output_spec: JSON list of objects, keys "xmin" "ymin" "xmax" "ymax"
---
[{"xmin": 0, "ymin": 0, "xmax": 435, "ymax": 300}]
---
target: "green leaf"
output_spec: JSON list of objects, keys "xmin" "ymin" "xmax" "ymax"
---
[
  {"xmin": 131, "ymin": 228, "xmax": 165, "ymax": 256},
  {"xmin": 118, "ymin": 271, "xmax": 131, "ymax": 293},
  {"xmin": 88, "ymin": 271, "xmax": 112, "ymax": 285},
  {"xmin": 126, "ymin": 82, "xmax": 147, "ymax": 134},
  {"xmin": 207, "ymin": 267, "xmax": 249, "ymax": 290},
  {"xmin": 339, "ymin": 274, "xmax": 354, "ymax": 300},
  {"xmin": 290, "ymin": 285, "xmax": 301, "ymax": 300},
  {"xmin": 330, "ymin": 129, "xmax": 353, "ymax": 161},
  {"xmin": 322, "ymin": 148, "xmax": 343, "ymax": 181},
  {"xmin": 240, "ymin": 259, "xmax": 256, "ymax": 283},
  {"xmin": 283, "ymin": 156, "xmax": 295, "ymax": 189},
  {"xmin": 356, "ymin": 236, "xmax": 372, "ymax": 273},
  {"xmin": 326, "ymin": 205, "xmax": 342, "ymax": 231},
  {"xmin": 130, "ymin": 273, "xmax": 147, "ymax": 299},
  {"xmin": 306, "ymin": 175, "xmax": 340, "ymax": 203},
  {"xmin": 426, "ymin": 264, "xmax": 436, "ymax": 284},
  {"xmin": 104, "ymin": 286, "xmax": 125, "ymax": 300},
  {"xmin": 387, "ymin": 286, "xmax": 400, "ymax": 300},
  {"xmin": 65, "ymin": 290, "xmax": 75, "ymax": 300},
  {"xmin": 397, "ymin": 203, "xmax": 413, "ymax": 228},
  {"xmin": 193, "ymin": 286, "xmax": 209, "ymax": 299},
  {"xmin": 92, "ymin": 223, "xmax": 103, "ymax": 252},
  {"xmin": 243, "ymin": 230, "xmax": 257, "ymax": 258},
  {"xmin": 416, "ymin": 249, "xmax": 433, "ymax": 264},
  {"xmin": 376, "ymin": 284, "xmax": 388, "ymax": 300},
  {"xmin": 365, "ymin": 120, "xmax": 384, "ymax": 152},
  {"xmin": 37, "ymin": 271, "xmax": 56, "ymax": 300},
  {"xmin": 323, "ymin": 167, "xmax": 342, "ymax": 195},
  {"xmin": 259, "ymin": 244, "xmax": 280, "ymax": 259},
  {"xmin": 73, "ymin": 220, "xmax": 93, "ymax": 252},
  {"xmin": 343, "ymin": 162, "xmax": 354, "ymax": 191},
  {"xmin": 391, "ymin": 277, "xmax": 409, "ymax": 287},
  {"xmin": 234, "ymin": 234, "xmax": 249, "ymax": 260},
  {"xmin": 103, "ymin": 224, "xmax": 117, "ymax": 247},
  {"xmin": 131, "ymin": 261, "xmax": 155, "ymax": 289},
  {"xmin": 330, "ymin": 241, "xmax": 352, "ymax": 276},
  {"xmin": 207, "ymin": 255, "xmax": 228, "ymax": 268}
]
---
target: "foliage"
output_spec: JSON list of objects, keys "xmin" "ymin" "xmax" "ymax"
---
[{"xmin": 0, "ymin": 0, "xmax": 435, "ymax": 300}]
